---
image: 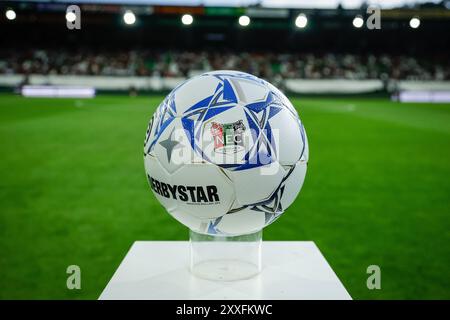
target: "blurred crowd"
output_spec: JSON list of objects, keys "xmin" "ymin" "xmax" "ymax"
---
[{"xmin": 0, "ymin": 49, "xmax": 448, "ymax": 81}]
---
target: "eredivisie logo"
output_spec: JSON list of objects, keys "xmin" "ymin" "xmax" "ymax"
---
[{"xmin": 210, "ymin": 120, "xmax": 246, "ymax": 153}]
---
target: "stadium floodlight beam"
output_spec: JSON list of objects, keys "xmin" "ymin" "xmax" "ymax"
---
[
  {"xmin": 181, "ymin": 14, "xmax": 193, "ymax": 25},
  {"xmin": 353, "ymin": 15, "xmax": 364, "ymax": 28},
  {"xmin": 238, "ymin": 15, "xmax": 250, "ymax": 27},
  {"xmin": 295, "ymin": 14, "xmax": 308, "ymax": 28},
  {"xmin": 5, "ymin": 9, "xmax": 16, "ymax": 21},
  {"xmin": 65, "ymin": 11, "xmax": 77, "ymax": 23},
  {"xmin": 123, "ymin": 10, "xmax": 136, "ymax": 25},
  {"xmin": 409, "ymin": 17, "xmax": 420, "ymax": 29}
]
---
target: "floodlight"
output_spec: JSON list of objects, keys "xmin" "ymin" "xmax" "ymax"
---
[
  {"xmin": 409, "ymin": 17, "xmax": 420, "ymax": 29},
  {"xmin": 238, "ymin": 15, "xmax": 250, "ymax": 27},
  {"xmin": 65, "ymin": 11, "xmax": 77, "ymax": 23},
  {"xmin": 123, "ymin": 11, "xmax": 136, "ymax": 25},
  {"xmin": 295, "ymin": 14, "xmax": 308, "ymax": 28},
  {"xmin": 6, "ymin": 9, "xmax": 16, "ymax": 21},
  {"xmin": 181, "ymin": 14, "xmax": 193, "ymax": 25},
  {"xmin": 353, "ymin": 16, "xmax": 364, "ymax": 28}
]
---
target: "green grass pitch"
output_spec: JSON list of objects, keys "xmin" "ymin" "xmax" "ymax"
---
[{"xmin": 0, "ymin": 93, "xmax": 449, "ymax": 299}]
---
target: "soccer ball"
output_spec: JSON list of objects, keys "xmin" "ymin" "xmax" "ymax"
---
[{"xmin": 144, "ymin": 70, "xmax": 308, "ymax": 236}]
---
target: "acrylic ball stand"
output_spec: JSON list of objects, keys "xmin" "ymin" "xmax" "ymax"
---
[{"xmin": 189, "ymin": 229, "xmax": 262, "ymax": 281}]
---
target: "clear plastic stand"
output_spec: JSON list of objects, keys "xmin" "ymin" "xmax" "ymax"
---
[{"xmin": 189, "ymin": 229, "xmax": 262, "ymax": 281}]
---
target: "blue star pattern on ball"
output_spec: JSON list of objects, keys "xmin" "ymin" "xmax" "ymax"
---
[
  {"xmin": 238, "ymin": 91, "xmax": 284, "ymax": 171},
  {"xmin": 146, "ymin": 94, "xmax": 177, "ymax": 154},
  {"xmin": 181, "ymin": 77, "xmax": 238, "ymax": 161},
  {"xmin": 180, "ymin": 74, "xmax": 291, "ymax": 170}
]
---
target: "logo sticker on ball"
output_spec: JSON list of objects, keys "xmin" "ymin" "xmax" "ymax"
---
[{"xmin": 211, "ymin": 120, "xmax": 246, "ymax": 154}]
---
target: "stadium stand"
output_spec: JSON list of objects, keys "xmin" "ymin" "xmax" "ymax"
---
[{"xmin": 0, "ymin": 49, "xmax": 448, "ymax": 80}]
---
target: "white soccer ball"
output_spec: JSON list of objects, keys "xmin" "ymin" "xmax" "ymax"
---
[{"xmin": 144, "ymin": 70, "xmax": 308, "ymax": 236}]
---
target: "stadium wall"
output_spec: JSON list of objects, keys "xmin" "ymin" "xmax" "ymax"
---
[
  {"xmin": 285, "ymin": 79, "xmax": 383, "ymax": 94},
  {"xmin": 1, "ymin": 75, "xmax": 450, "ymax": 95}
]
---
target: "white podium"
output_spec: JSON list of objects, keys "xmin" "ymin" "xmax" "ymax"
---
[{"xmin": 99, "ymin": 241, "xmax": 351, "ymax": 300}]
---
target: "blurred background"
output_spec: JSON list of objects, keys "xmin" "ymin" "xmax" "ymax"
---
[{"xmin": 0, "ymin": 0, "xmax": 449, "ymax": 299}]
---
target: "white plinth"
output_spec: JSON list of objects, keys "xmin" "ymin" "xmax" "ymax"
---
[{"xmin": 99, "ymin": 241, "xmax": 351, "ymax": 300}]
